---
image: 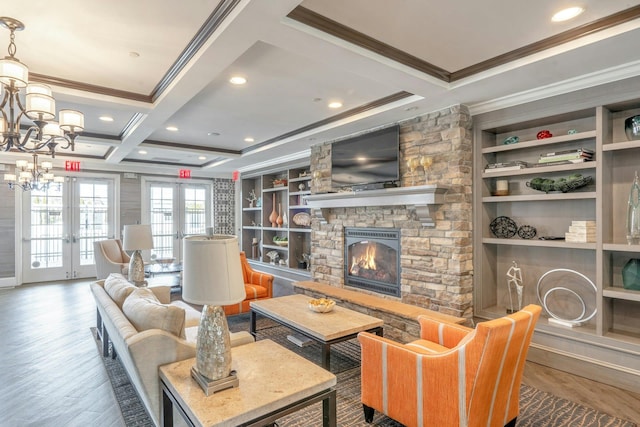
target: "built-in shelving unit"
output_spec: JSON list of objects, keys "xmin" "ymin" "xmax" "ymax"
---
[
  {"xmin": 473, "ymin": 86, "xmax": 640, "ymax": 392},
  {"xmin": 240, "ymin": 166, "xmax": 312, "ymax": 276}
]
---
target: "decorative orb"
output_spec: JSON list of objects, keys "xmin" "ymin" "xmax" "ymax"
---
[
  {"xmin": 622, "ymin": 259, "xmax": 640, "ymax": 290},
  {"xmin": 536, "ymin": 130, "xmax": 552, "ymax": 139},
  {"xmin": 624, "ymin": 115, "xmax": 640, "ymax": 141}
]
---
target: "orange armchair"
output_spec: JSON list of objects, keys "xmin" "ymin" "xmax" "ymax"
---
[
  {"xmin": 358, "ymin": 304, "xmax": 541, "ymax": 427},
  {"xmin": 222, "ymin": 252, "xmax": 274, "ymax": 316}
]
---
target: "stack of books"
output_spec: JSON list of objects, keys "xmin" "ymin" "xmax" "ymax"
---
[
  {"xmin": 565, "ymin": 220, "xmax": 596, "ymax": 243},
  {"xmin": 484, "ymin": 161, "xmax": 528, "ymax": 174},
  {"xmin": 538, "ymin": 148, "xmax": 594, "ymax": 166}
]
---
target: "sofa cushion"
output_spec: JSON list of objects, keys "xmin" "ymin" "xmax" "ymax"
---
[
  {"xmin": 104, "ymin": 274, "xmax": 136, "ymax": 308},
  {"xmin": 244, "ymin": 284, "xmax": 268, "ymax": 299},
  {"xmin": 122, "ymin": 288, "xmax": 185, "ymax": 337}
]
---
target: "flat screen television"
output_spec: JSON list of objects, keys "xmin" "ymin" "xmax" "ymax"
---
[{"xmin": 331, "ymin": 125, "xmax": 400, "ymax": 190}]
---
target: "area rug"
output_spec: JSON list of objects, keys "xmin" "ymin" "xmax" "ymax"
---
[{"xmin": 93, "ymin": 317, "xmax": 637, "ymax": 427}]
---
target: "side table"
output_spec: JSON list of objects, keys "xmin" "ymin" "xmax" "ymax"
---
[{"xmin": 159, "ymin": 339, "xmax": 337, "ymax": 427}]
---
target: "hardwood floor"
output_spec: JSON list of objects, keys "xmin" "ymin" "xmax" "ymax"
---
[
  {"xmin": 0, "ymin": 279, "xmax": 638, "ymax": 426},
  {"xmin": 0, "ymin": 279, "xmax": 125, "ymax": 427}
]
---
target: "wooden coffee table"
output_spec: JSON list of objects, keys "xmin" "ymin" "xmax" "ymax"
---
[
  {"xmin": 250, "ymin": 294, "xmax": 383, "ymax": 371},
  {"xmin": 159, "ymin": 339, "xmax": 337, "ymax": 427}
]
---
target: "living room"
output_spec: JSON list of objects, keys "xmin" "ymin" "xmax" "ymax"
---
[{"xmin": 2, "ymin": 1, "xmax": 640, "ymax": 426}]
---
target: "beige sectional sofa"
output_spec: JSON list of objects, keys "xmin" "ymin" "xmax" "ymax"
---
[{"xmin": 91, "ymin": 274, "xmax": 254, "ymax": 426}]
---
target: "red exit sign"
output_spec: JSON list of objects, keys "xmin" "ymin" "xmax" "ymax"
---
[
  {"xmin": 65, "ymin": 160, "xmax": 81, "ymax": 171},
  {"xmin": 179, "ymin": 169, "xmax": 191, "ymax": 179}
]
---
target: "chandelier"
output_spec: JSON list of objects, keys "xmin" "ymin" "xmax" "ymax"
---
[
  {"xmin": 4, "ymin": 153, "xmax": 64, "ymax": 191},
  {"xmin": 0, "ymin": 16, "xmax": 84, "ymax": 158}
]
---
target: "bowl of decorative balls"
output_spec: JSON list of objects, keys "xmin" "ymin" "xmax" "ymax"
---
[{"xmin": 308, "ymin": 298, "xmax": 336, "ymax": 313}]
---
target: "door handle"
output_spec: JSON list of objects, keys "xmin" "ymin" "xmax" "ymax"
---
[
  {"xmin": 64, "ymin": 234, "xmax": 70, "ymax": 243},
  {"xmin": 72, "ymin": 234, "xmax": 78, "ymax": 243}
]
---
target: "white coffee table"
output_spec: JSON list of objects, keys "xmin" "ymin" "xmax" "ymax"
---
[
  {"xmin": 250, "ymin": 294, "xmax": 384, "ymax": 371},
  {"xmin": 159, "ymin": 339, "xmax": 337, "ymax": 427}
]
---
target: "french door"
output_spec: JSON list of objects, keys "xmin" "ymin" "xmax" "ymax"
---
[
  {"xmin": 142, "ymin": 178, "xmax": 212, "ymax": 262},
  {"xmin": 20, "ymin": 175, "xmax": 118, "ymax": 283}
]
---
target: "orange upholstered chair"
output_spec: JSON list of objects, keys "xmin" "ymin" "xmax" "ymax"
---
[
  {"xmin": 222, "ymin": 251, "xmax": 274, "ymax": 316},
  {"xmin": 358, "ymin": 304, "xmax": 541, "ymax": 427}
]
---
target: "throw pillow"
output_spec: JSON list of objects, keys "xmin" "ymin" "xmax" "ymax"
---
[
  {"xmin": 122, "ymin": 288, "xmax": 185, "ymax": 337},
  {"xmin": 104, "ymin": 274, "xmax": 136, "ymax": 308}
]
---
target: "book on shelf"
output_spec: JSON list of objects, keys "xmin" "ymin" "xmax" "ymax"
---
[
  {"xmin": 568, "ymin": 225, "xmax": 596, "ymax": 234},
  {"xmin": 484, "ymin": 161, "xmax": 528, "ymax": 173},
  {"xmin": 531, "ymin": 158, "xmax": 591, "ymax": 167},
  {"xmin": 538, "ymin": 153, "xmax": 593, "ymax": 163},
  {"xmin": 565, "ymin": 232, "xmax": 596, "ymax": 243},
  {"xmin": 571, "ymin": 220, "xmax": 596, "ymax": 226},
  {"xmin": 541, "ymin": 148, "xmax": 594, "ymax": 157}
]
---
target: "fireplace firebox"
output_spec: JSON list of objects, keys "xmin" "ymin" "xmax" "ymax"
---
[{"xmin": 344, "ymin": 227, "xmax": 400, "ymax": 297}]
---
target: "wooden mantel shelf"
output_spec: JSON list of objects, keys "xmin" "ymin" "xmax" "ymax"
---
[{"xmin": 303, "ymin": 185, "xmax": 448, "ymax": 227}]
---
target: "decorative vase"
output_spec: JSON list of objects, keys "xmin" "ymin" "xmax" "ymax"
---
[
  {"xmin": 627, "ymin": 171, "xmax": 640, "ymax": 245},
  {"xmin": 269, "ymin": 194, "xmax": 278, "ymax": 227},
  {"xmin": 622, "ymin": 259, "xmax": 640, "ymax": 290},
  {"xmin": 624, "ymin": 115, "xmax": 640, "ymax": 141},
  {"xmin": 283, "ymin": 212, "xmax": 288, "ymax": 227},
  {"xmin": 276, "ymin": 203, "xmax": 283, "ymax": 228}
]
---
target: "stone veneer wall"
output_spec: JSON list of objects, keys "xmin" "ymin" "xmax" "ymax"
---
[{"xmin": 308, "ymin": 105, "xmax": 473, "ymax": 318}]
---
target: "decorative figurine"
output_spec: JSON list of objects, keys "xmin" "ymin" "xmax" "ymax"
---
[{"xmin": 506, "ymin": 261, "xmax": 523, "ymax": 314}]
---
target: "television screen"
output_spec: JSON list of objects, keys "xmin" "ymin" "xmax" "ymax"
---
[{"xmin": 331, "ymin": 125, "xmax": 399, "ymax": 189}]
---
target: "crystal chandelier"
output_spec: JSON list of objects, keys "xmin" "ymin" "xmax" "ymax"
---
[
  {"xmin": 4, "ymin": 153, "xmax": 64, "ymax": 191},
  {"xmin": 0, "ymin": 17, "xmax": 84, "ymax": 158}
]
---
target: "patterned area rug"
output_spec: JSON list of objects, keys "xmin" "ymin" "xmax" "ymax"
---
[{"xmin": 93, "ymin": 315, "xmax": 637, "ymax": 427}]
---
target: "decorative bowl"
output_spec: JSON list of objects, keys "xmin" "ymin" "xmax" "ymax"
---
[
  {"xmin": 502, "ymin": 135, "xmax": 519, "ymax": 145},
  {"xmin": 536, "ymin": 130, "xmax": 552, "ymax": 139},
  {"xmin": 625, "ymin": 115, "xmax": 640, "ymax": 141},
  {"xmin": 273, "ymin": 240, "xmax": 288, "ymax": 247},
  {"xmin": 308, "ymin": 298, "xmax": 336, "ymax": 313}
]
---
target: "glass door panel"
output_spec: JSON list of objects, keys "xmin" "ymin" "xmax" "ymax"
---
[
  {"xmin": 21, "ymin": 176, "xmax": 117, "ymax": 283},
  {"xmin": 144, "ymin": 179, "xmax": 212, "ymax": 262}
]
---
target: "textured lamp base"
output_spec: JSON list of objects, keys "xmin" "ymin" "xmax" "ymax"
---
[
  {"xmin": 129, "ymin": 250, "xmax": 147, "ymax": 287},
  {"xmin": 191, "ymin": 367, "xmax": 238, "ymax": 396}
]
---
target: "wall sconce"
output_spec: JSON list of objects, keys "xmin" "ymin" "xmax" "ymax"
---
[
  {"xmin": 407, "ymin": 155, "xmax": 433, "ymax": 185},
  {"xmin": 312, "ymin": 170, "xmax": 322, "ymax": 190}
]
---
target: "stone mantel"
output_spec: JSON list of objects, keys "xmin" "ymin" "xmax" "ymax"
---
[{"xmin": 303, "ymin": 185, "xmax": 448, "ymax": 227}]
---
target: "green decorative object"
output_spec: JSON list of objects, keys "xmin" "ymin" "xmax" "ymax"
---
[{"xmin": 622, "ymin": 259, "xmax": 640, "ymax": 290}]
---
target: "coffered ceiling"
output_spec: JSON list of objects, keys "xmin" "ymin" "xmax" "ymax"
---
[{"xmin": 2, "ymin": 0, "xmax": 640, "ymax": 178}]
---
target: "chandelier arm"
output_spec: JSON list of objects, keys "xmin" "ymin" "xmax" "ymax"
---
[{"xmin": 0, "ymin": 89, "xmax": 9, "ymax": 110}]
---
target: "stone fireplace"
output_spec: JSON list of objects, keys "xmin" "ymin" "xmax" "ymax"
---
[
  {"xmin": 307, "ymin": 105, "xmax": 473, "ymax": 319},
  {"xmin": 345, "ymin": 227, "xmax": 401, "ymax": 297}
]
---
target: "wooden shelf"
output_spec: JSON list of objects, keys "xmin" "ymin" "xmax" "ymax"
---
[
  {"xmin": 482, "ymin": 161, "xmax": 596, "ymax": 178},
  {"xmin": 603, "ymin": 287, "xmax": 640, "ymax": 302},
  {"xmin": 483, "ymin": 192, "xmax": 596, "ymax": 202},
  {"xmin": 481, "ymin": 131, "xmax": 596, "ymax": 154},
  {"xmin": 482, "ymin": 238, "xmax": 596, "ymax": 250}
]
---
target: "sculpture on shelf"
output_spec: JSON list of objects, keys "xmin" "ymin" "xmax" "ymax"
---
[
  {"xmin": 269, "ymin": 194, "xmax": 278, "ymax": 227},
  {"xmin": 626, "ymin": 171, "xmax": 640, "ymax": 245},
  {"xmin": 506, "ymin": 261, "xmax": 523, "ymax": 314},
  {"xmin": 245, "ymin": 189, "xmax": 257, "ymax": 208}
]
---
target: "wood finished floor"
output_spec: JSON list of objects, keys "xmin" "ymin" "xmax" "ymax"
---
[{"xmin": 0, "ymin": 279, "xmax": 638, "ymax": 426}]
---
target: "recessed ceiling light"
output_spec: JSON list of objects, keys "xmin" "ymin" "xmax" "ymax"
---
[
  {"xmin": 244, "ymin": 137, "xmax": 255, "ymax": 143},
  {"xmin": 129, "ymin": 51, "xmax": 140, "ymax": 58},
  {"xmin": 551, "ymin": 6, "xmax": 584, "ymax": 22},
  {"xmin": 99, "ymin": 115, "xmax": 114, "ymax": 122},
  {"xmin": 207, "ymin": 132, "xmax": 220, "ymax": 136},
  {"xmin": 328, "ymin": 101, "xmax": 343, "ymax": 109},
  {"xmin": 198, "ymin": 156, "xmax": 206, "ymax": 160},
  {"xmin": 229, "ymin": 76, "xmax": 247, "ymax": 85},
  {"xmin": 138, "ymin": 150, "xmax": 147, "ymax": 155},
  {"xmin": 166, "ymin": 126, "xmax": 178, "ymax": 132}
]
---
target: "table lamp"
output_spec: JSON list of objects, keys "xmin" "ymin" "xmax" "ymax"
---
[
  {"xmin": 122, "ymin": 224, "xmax": 154, "ymax": 287},
  {"xmin": 182, "ymin": 234, "xmax": 246, "ymax": 395}
]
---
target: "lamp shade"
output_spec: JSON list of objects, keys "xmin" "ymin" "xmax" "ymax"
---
[
  {"xmin": 182, "ymin": 235, "xmax": 246, "ymax": 306},
  {"xmin": 122, "ymin": 224, "xmax": 154, "ymax": 251}
]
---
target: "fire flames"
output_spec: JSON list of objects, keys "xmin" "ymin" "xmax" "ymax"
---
[{"xmin": 350, "ymin": 243, "xmax": 377, "ymax": 274}]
